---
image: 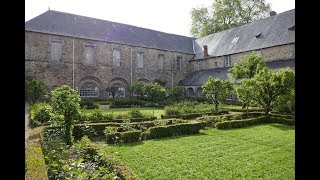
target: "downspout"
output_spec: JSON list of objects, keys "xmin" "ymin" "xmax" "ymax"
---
[
  {"xmin": 130, "ymin": 47, "xmax": 133, "ymax": 85},
  {"xmin": 171, "ymin": 51, "xmax": 174, "ymax": 88},
  {"xmin": 72, "ymin": 38, "xmax": 75, "ymax": 89}
]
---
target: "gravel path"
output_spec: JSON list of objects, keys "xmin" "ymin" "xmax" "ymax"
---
[{"xmin": 25, "ymin": 102, "xmax": 31, "ymax": 146}]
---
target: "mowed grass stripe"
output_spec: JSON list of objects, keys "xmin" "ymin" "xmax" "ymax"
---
[{"xmin": 98, "ymin": 124, "xmax": 294, "ymax": 179}]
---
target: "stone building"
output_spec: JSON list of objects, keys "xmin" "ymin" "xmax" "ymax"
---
[{"xmin": 25, "ymin": 9, "xmax": 295, "ymax": 99}]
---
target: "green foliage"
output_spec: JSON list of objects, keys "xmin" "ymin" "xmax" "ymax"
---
[
  {"xmin": 25, "ymin": 76, "xmax": 49, "ymax": 104},
  {"xmin": 129, "ymin": 82, "xmax": 145, "ymax": 97},
  {"xmin": 153, "ymin": 79, "xmax": 167, "ymax": 87},
  {"xmin": 202, "ymin": 77, "xmax": 233, "ymax": 111},
  {"xmin": 51, "ymin": 85, "xmax": 81, "ymax": 145},
  {"xmin": 149, "ymin": 122, "xmax": 204, "ymax": 139},
  {"xmin": 215, "ymin": 115, "xmax": 295, "ymax": 129},
  {"xmin": 238, "ymin": 68, "xmax": 295, "ymax": 115},
  {"xmin": 128, "ymin": 109, "xmax": 144, "ymax": 118},
  {"xmin": 190, "ymin": 0, "xmax": 271, "ymax": 38},
  {"xmin": 274, "ymin": 88, "xmax": 295, "ymax": 113},
  {"xmin": 34, "ymin": 104, "xmax": 54, "ymax": 124},
  {"xmin": 79, "ymin": 100, "xmax": 99, "ymax": 109},
  {"xmin": 143, "ymin": 82, "xmax": 166, "ymax": 102},
  {"xmin": 90, "ymin": 109, "xmax": 104, "ymax": 121},
  {"xmin": 105, "ymin": 86, "xmax": 118, "ymax": 98},
  {"xmin": 229, "ymin": 53, "xmax": 267, "ymax": 81},
  {"xmin": 168, "ymin": 86, "xmax": 186, "ymax": 102}
]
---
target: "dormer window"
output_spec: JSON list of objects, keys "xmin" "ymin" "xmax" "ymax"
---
[
  {"xmin": 255, "ymin": 32, "xmax": 262, "ymax": 38},
  {"xmin": 288, "ymin": 25, "xmax": 295, "ymax": 31},
  {"xmin": 231, "ymin": 37, "xmax": 239, "ymax": 44}
]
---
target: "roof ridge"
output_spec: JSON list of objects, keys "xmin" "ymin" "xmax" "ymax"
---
[{"xmin": 34, "ymin": 10, "xmax": 196, "ymax": 39}]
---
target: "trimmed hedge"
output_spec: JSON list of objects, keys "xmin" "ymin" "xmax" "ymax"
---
[
  {"xmin": 80, "ymin": 137, "xmax": 138, "ymax": 179},
  {"xmin": 215, "ymin": 116, "xmax": 295, "ymax": 129},
  {"xmin": 130, "ymin": 116, "xmax": 157, "ymax": 122},
  {"xmin": 80, "ymin": 100, "xmax": 99, "ymax": 109},
  {"xmin": 105, "ymin": 130, "xmax": 142, "ymax": 144},
  {"xmin": 149, "ymin": 122, "xmax": 204, "ymax": 139},
  {"xmin": 162, "ymin": 110, "xmax": 229, "ymax": 120},
  {"xmin": 221, "ymin": 108, "xmax": 264, "ymax": 112},
  {"xmin": 73, "ymin": 121, "xmax": 156, "ymax": 140}
]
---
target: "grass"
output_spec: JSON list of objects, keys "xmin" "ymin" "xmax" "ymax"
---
[
  {"xmin": 84, "ymin": 107, "xmax": 165, "ymax": 119},
  {"xmin": 98, "ymin": 124, "xmax": 294, "ymax": 179}
]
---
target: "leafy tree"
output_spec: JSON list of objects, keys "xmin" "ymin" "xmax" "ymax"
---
[
  {"xmin": 105, "ymin": 86, "xmax": 118, "ymax": 98},
  {"xmin": 238, "ymin": 68, "xmax": 295, "ymax": 115},
  {"xmin": 51, "ymin": 85, "xmax": 81, "ymax": 145},
  {"xmin": 229, "ymin": 52, "xmax": 266, "ymax": 81},
  {"xmin": 190, "ymin": 0, "xmax": 271, "ymax": 38},
  {"xmin": 169, "ymin": 86, "xmax": 186, "ymax": 102},
  {"xmin": 129, "ymin": 82, "xmax": 145, "ymax": 98},
  {"xmin": 202, "ymin": 77, "xmax": 233, "ymax": 111},
  {"xmin": 143, "ymin": 82, "xmax": 166, "ymax": 102},
  {"xmin": 25, "ymin": 76, "xmax": 49, "ymax": 104},
  {"xmin": 274, "ymin": 85, "xmax": 295, "ymax": 113},
  {"xmin": 154, "ymin": 79, "xmax": 167, "ymax": 87}
]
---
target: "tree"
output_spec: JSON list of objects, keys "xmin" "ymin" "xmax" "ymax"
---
[
  {"xmin": 228, "ymin": 52, "xmax": 266, "ymax": 81},
  {"xmin": 228, "ymin": 53, "xmax": 266, "ymax": 110},
  {"xmin": 25, "ymin": 76, "xmax": 49, "ymax": 104},
  {"xmin": 143, "ymin": 82, "xmax": 166, "ymax": 102},
  {"xmin": 238, "ymin": 68, "xmax": 295, "ymax": 115},
  {"xmin": 190, "ymin": 0, "xmax": 271, "ymax": 38},
  {"xmin": 105, "ymin": 86, "xmax": 118, "ymax": 98},
  {"xmin": 202, "ymin": 76, "xmax": 233, "ymax": 111},
  {"xmin": 169, "ymin": 86, "xmax": 186, "ymax": 102},
  {"xmin": 51, "ymin": 85, "xmax": 81, "ymax": 145},
  {"xmin": 129, "ymin": 82, "xmax": 145, "ymax": 98}
]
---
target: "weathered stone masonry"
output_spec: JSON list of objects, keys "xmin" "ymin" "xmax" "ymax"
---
[{"xmin": 25, "ymin": 31, "xmax": 193, "ymax": 99}]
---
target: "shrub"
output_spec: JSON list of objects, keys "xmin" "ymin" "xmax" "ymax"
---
[
  {"xmin": 25, "ymin": 76, "xmax": 49, "ymax": 104},
  {"xmin": 33, "ymin": 106, "xmax": 54, "ymax": 125},
  {"xmin": 90, "ymin": 109, "xmax": 104, "ymax": 121},
  {"xmin": 121, "ymin": 130, "xmax": 142, "ymax": 143},
  {"xmin": 128, "ymin": 109, "xmax": 144, "ymax": 118},
  {"xmin": 149, "ymin": 122, "xmax": 204, "ymax": 139},
  {"xmin": 129, "ymin": 116, "xmax": 157, "ymax": 122},
  {"xmin": 80, "ymin": 100, "xmax": 99, "ymax": 109},
  {"xmin": 103, "ymin": 113, "xmax": 115, "ymax": 120},
  {"xmin": 143, "ymin": 82, "xmax": 166, "ymax": 102},
  {"xmin": 215, "ymin": 116, "xmax": 295, "ymax": 129}
]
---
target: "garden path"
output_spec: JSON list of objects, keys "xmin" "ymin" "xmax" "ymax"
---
[{"xmin": 25, "ymin": 102, "xmax": 31, "ymax": 146}]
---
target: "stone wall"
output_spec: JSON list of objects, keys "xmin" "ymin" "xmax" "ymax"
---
[
  {"xmin": 188, "ymin": 43, "xmax": 295, "ymax": 71},
  {"xmin": 25, "ymin": 31, "xmax": 194, "ymax": 99}
]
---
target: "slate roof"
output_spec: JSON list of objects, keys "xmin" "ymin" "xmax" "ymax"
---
[
  {"xmin": 25, "ymin": 10, "xmax": 195, "ymax": 54},
  {"xmin": 192, "ymin": 9, "xmax": 295, "ymax": 60},
  {"xmin": 179, "ymin": 59, "xmax": 295, "ymax": 86}
]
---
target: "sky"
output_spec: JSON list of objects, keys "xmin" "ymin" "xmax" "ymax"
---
[{"xmin": 25, "ymin": 0, "xmax": 295, "ymax": 37}]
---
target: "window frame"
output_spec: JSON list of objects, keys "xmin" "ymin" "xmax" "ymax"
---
[
  {"xmin": 158, "ymin": 54, "xmax": 164, "ymax": 70},
  {"xmin": 137, "ymin": 52, "xmax": 144, "ymax": 68},
  {"xmin": 50, "ymin": 40, "xmax": 63, "ymax": 63},
  {"xmin": 83, "ymin": 45, "xmax": 95, "ymax": 65},
  {"xmin": 176, "ymin": 56, "xmax": 182, "ymax": 70},
  {"xmin": 79, "ymin": 82, "xmax": 99, "ymax": 97},
  {"xmin": 225, "ymin": 55, "xmax": 231, "ymax": 67},
  {"xmin": 113, "ymin": 48, "xmax": 121, "ymax": 67}
]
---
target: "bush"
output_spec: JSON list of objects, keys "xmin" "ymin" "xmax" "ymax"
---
[
  {"xmin": 25, "ymin": 76, "xmax": 49, "ymax": 104},
  {"xmin": 109, "ymin": 98, "xmax": 147, "ymax": 108},
  {"xmin": 80, "ymin": 100, "xmax": 99, "ymax": 109},
  {"xmin": 149, "ymin": 122, "xmax": 204, "ymax": 139},
  {"xmin": 128, "ymin": 109, "xmax": 144, "ymax": 118},
  {"xmin": 215, "ymin": 116, "xmax": 295, "ymax": 129},
  {"xmin": 121, "ymin": 130, "xmax": 142, "ymax": 143},
  {"xmin": 34, "ymin": 105, "xmax": 54, "ymax": 123},
  {"xmin": 130, "ymin": 116, "xmax": 157, "ymax": 122},
  {"xmin": 89, "ymin": 109, "xmax": 104, "ymax": 121}
]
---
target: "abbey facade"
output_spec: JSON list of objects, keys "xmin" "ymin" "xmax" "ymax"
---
[{"xmin": 25, "ymin": 9, "xmax": 294, "ymax": 99}]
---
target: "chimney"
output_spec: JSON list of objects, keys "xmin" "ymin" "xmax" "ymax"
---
[
  {"xmin": 203, "ymin": 45, "xmax": 208, "ymax": 58},
  {"xmin": 270, "ymin": 11, "xmax": 276, "ymax": 16}
]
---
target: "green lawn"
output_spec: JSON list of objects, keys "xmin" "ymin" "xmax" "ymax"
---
[
  {"xmin": 84, "ymin": 107, "xmax": 165, "ymax": 119},
  {"xmin": 98, "ymin": 124, "xmax": 294, "ymax": 179}
]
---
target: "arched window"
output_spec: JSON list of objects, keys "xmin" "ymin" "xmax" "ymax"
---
[
  {"xmin": 187, "ymin": 88, "xmax": 195, "ymax": 97},
  {"xmin": 79, "ymin": 82, "xmax": 99, "ymax": 97},
  {"xmin": 108, "ymin": 83, "xmax": 125, "ymax": 98},
  {"xmin": 196, "ymin": 87, "xmax": 204, "ymax": 97}
]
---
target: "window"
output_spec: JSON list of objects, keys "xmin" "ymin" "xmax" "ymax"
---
[
  {"xmin": 50, "ymin": 41, "xmax": 62, "ymax": 62},
  {"xmin": 214, "ymin": 61, "xmax": 218, "ymax": 68},
  {"xmin": 113, "ymin": 49, "xmax": 121, "ymax": 67},
  {"xmin": 197, "ymin": 60, "xmax": 202, "ymax": 70},
  {"xmin": 225, "ymin": 56, "xmax": 230, "ymax": 67},
  {"xmin": 84, "ymin": 45, "xmax": 94, "ymax": 65},
  {"xmin": 108, "ymin": 83, "xmax": 125, "ymax": 98},
  {"xmin": 158, "ymin": 54, "xmax": 164, "ymax": 70},
  {"xmin": 187, "ymin": 88, "xmax": 195, "ymax": 97},
  {"xmin": 176, "ymin": 57, "xmax": 182, "ymax": 70},
  {"xmin": 231, "ymin": 37, "xmax": 239, "ymax": 44},
  {"xmin": 79, "ymin": 82, "xmax": 99, "ymax": 97},
  {"xmin": 137, "ymin": 52, "xmax": 144, "ymax": 68}
]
